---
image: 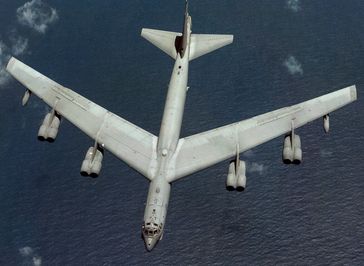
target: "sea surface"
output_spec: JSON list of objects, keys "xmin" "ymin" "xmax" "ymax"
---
[{"xmin": 0, "ymin": 0, "xmax": 363, "ymax": 265}]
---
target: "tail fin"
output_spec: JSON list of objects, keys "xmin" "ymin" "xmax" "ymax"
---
[
  {"xmin": 141, "ymin": 0, "xmax": 233, "ymax": 61},
  {"xmin": 189, "ymin": 34, "xmax": 234, "ymax": 61},
  {"xmin": 141, "ymin": 28, "xmax": 181, "ymax": 59},
  {"xmin": 185, "ymin": 0, "xmax": 189, "ymax": 16}
]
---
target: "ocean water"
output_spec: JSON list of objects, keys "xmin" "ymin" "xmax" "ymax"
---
[{"xmin": 0, "ymin": 0, "xmax": 363, "ymax": 265}]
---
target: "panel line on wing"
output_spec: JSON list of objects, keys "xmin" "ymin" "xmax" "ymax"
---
[{"xmin": 256, "ymin": 106, "xmax": 302, "ymax": 126}]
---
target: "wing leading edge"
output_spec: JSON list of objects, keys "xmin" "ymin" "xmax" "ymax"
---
[
  {"xmin": 169, "ymin": 85, "xmax": 357, "ymax": 182},
  {"xmin": 6, "ymin": 57, "xmax": 157, "ymax": 180}
]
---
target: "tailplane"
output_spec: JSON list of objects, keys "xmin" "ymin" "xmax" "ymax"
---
[
  {"xmin": 189, "ymin": 34, "xmax": 234, "ymax": 61},
  {"xmin": 141, "ymin": 0, "xmax": 233, "ymax": 61},
  {"xmin": 141, "ymin": 29, "xmax": 233, "ymax": 61},
  {"xmin": 141, "ymin": 28, "xmax": 181, "ymax": 59}
]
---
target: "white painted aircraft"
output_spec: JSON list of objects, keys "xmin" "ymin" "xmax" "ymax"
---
[{"xmin": 6, "ymin": 1, "xmax": 357, "ymax": 251}]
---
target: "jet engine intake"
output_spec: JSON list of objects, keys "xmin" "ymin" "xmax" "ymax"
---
[
  {"xmin": 80, "ymin": 146, "xmax": 104, "ymax": 177},
  {"xmin": 37, "ymin": 111, "xmax": 61, "ymax": 142}
]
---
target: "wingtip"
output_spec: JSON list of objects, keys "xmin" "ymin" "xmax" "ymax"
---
[
  {"xmin": 6, "ymin": 56, "xmax": 17, "ymax": 72},
  {"xmin": 350, "ymin": 85, "xmax": 357, "ymax": 101}
]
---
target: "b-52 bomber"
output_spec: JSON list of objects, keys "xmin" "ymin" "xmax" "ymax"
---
[{"xmin": 6, "ymin": 1, "xmax": 357, "ymax": 251}]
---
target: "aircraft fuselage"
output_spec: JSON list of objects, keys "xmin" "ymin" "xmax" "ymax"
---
[{"xmin": 142, "ymin": 13, "xmax": 192, "ymax": 251}]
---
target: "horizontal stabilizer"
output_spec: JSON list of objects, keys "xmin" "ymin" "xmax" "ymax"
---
[
  {"xmin": 141, "ymin": 28, "xmax": 181, "ymax": 59},
  {"xmin": 189, "ymin": 34, "xmax": 234, "ymax": 61}
]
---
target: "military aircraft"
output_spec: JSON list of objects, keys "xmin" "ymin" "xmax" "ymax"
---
[{"xmin": 6, "ymin": 1, "xmax": 357, "ymax": 251}]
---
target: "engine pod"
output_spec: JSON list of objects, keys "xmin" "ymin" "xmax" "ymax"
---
[
  {"xmin": 236, "ymin": 160, "xmax": 246, "ymax": 191},
  {"xmin": 80, "ymin": 146, "xmax": 104, "ymax": 177},
  {"xmin": 226, "ymin": 161, "xmax": 236, "ymax": 191},
  {"xmin": 283, "ymin": 135, "xmax": 293, "ymax": 164}
]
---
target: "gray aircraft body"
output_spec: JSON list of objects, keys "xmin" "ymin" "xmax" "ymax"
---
[{"xmin": 6, "ymin": 1, "xmax": 357, "ymax": 251}]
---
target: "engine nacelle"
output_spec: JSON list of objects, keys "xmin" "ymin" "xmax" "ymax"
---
[
  {"xmin": 80, "ymin": 146, "xmax": 104, "ymax": 177},
  {"xmin": 282, "ymin": 134, "xmax": 302, "ymax": 164},
  {"xmin": 226, "ymin": 161, "xmax": 236, "ymax": 191},
  {"xmin": 236, "ymin": 161, "xmax": 246, "ymax": 192},
  {"xmin": 292, "ymin": 135, "xmax": 302, "ymax": 164},
  {"xmin": 283, "ymin": 134, "xmax": 293, "ymax": 164},
  {"xmin": 226, "ymin": 160, "xmax": 247, "ymax": 191},
  {"xmin": 38, "ymin": 112, "xmax": 61, "ymax": 142},
  {"xmin": 323, "ymin": 115, "xmax": 330, "ymax": 133}
]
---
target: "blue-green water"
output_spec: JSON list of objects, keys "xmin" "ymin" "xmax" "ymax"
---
[{"xmin": 0, "ymin": 0, "xmax": 363, "ymax": 264}]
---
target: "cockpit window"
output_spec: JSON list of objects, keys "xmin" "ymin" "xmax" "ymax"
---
[{"xmin": 143, "ymin": 221, "xmax": 161, "ymax": 237}]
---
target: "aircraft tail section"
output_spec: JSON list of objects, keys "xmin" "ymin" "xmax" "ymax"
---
[
  {"xmin": 141, "ymin": 28, "xmax": 182, "ymax": 59},
  {"xmin": 141, "ymin": 29, "xmax": 233, "ymax": 61},
  {"xmin": 189, "ymin": 34, "xmax": 234, "ymax": 61}
]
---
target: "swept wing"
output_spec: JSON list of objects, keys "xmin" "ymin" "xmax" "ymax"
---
[
  {"xmin": 7, "ymin": 57, "xmax": 157, "ymax": 180},
  {"xmin": 169, "ymin": 85, "xmax": 357, "ymax": 182}
]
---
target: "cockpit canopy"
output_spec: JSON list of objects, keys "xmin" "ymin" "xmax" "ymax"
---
[{"xmin": 142, "ymin": 222, "xmax": 162, "ymax": 237}]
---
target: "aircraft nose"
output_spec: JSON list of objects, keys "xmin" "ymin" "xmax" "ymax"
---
[{"xmin": 145, "ymin": 237, "xmax": 156, "ymax": 251}]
